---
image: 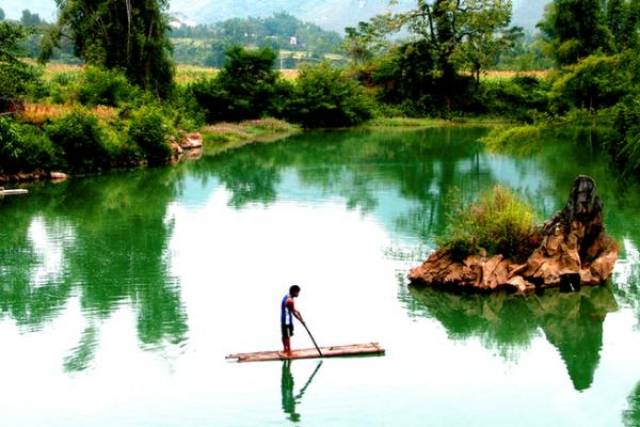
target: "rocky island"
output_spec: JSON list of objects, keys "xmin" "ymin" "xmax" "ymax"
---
[{"xmin": 408, "ymin": 176, "xmax": 619, "ymax": 295}]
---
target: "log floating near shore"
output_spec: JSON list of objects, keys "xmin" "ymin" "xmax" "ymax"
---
[
  {"xmin": 0, "ymin": 188, "xmax": 29, "ymax": 197},
  {"xmin": 226, "ymin": 342, "xmax": 385, "ymax": 363}
]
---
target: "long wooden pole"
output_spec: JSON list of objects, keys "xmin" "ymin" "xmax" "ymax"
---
[{"xmin": 300, "ymin": 321, "xmax": 323, "ymax": 357}]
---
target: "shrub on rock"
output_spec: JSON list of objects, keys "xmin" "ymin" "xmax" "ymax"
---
[{"xmin": 438, "ymin": 186, "xmax": 536, "ymax": 261}]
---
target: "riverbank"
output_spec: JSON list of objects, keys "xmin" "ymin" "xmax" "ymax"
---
[
  {"xmin": 0, "ymin": 118, "xmax": 297, "ymax": 185},
  {"xmin": 2, "ymin": 115, "xmax": 518, "ymax": 186}
]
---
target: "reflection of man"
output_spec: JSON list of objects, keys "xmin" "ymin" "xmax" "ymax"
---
[
  {"xmin": 280, "ymin": 360, "xmax": 301, "ymax": 422},
  {"xmin": 280, "ymin": 360, "xmax": 322, "ymax": 423},
  {"xmin": 281, "ymin": 285, "xmax": 304, "ymax": 356}
]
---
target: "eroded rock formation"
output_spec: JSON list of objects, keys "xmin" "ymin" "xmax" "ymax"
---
[{"xmin": 408, "ymin": 176, "xmax": 619, "ymax": 295}]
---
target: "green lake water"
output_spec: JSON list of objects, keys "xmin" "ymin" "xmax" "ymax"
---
[{"xmin": 2, "ymin": 128, "xmax": 640, "ymax": 426}]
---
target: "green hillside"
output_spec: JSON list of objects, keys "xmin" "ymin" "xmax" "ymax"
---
[{"xmin": 170, "ymin": 12, "xmax": 344, "ymax": 67}]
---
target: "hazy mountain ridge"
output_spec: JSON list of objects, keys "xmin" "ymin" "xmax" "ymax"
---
[
  {"xmin": 172, "ymin": 0, "xmax": 549, "ymax": 32},
  {"xmin": 2, "ymin": 0, "xmax": 549, "ymax": 32}
]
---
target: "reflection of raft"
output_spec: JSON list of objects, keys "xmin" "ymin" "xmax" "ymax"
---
[
  {"xmin": 226, "ymin": 342, "xmax": 385, "ymax": 363},
  {"xmin": 0, "ymin": 189, "xmax": 28, "ymax": 196}
]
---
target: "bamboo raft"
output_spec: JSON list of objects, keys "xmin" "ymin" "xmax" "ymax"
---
[{"xmin": 226, "ymin": 342, "xmax": 385, "ymax": 363}]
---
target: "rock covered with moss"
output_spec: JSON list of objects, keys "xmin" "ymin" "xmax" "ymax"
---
[{"xmin": 408, "ymin": 176, "xmax": 618, "ymax": 295}]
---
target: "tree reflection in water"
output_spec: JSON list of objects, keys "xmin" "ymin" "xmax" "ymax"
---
[
  {"xmin": 401, "ymin": 285, "xmax": 618, "ymax": 391},
  {"xmin": 624, "ymin": 382, "xmax": 640, "ymax": 426},
  {"xmin": 0, "ymin": 167, "xmax": 188, "ymax": 372}
]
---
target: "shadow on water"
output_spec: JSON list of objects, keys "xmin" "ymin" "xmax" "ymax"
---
[
  {"xmin": 0, "ymin": 167, "xmax": 188, "ymax": 372},
  {"xmin": 401, "ymin": 284, "xmax": 618, "ymax": 391},
  {"xmin": 281, "ymin": 360, "xmax": 323, "ymax": 424}
]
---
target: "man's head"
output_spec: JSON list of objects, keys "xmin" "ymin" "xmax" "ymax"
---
[{"xmin": 289, "ymin": 285, "xmax": 301, "ymax": 298}]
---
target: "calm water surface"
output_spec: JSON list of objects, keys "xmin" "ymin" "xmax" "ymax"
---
[{"xmin": 2, "ymin": 128, "xmax": 640, "ymax": 426}]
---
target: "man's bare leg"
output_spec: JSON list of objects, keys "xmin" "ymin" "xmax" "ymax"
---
[{"xmin": 282, "ymin": 336, "xmax": 292, "ymax": 356}]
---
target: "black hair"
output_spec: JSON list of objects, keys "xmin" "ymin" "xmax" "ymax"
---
[{"xmin": 289, "ymin": 285, "xmax": 301, "ymax": 294}]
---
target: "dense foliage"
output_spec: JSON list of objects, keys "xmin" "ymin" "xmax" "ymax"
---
[
  {"xmin": 127, "ymin": 107, "xmax": 174, "ymax": 165},
  {"xmin": 484, "ymin": 0, "xmax": 640, "ymax": 177},
  {"xmin": 76, "ymin": 67, "xmax": 137, "ymax": 107},
  {"xmin": 189, "ymin": 46, "xmax": 373, "ymax": 126},
  {"xmin": 285, "ymin": 63, "xmax": 372, "ymax": 128},
  {"xmin": 44, "ymin": 109, "xmax": 113, "ymax": 172},
  {"xmin": 0, "ymin": 117, "xmax": 58, "ymax": 174},
  {"xmin": 538, "ymin": 0, "xmax": 612, "ymax": 65},
  {"xmin": 190, "ymin": 47, "xmax": 284, "ymax": 121}
]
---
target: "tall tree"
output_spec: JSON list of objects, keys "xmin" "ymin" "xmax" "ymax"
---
[
  {"xmin": 0, "ymin": 8, "xmax": 5, "ymax": 21},
  {"xmin": 539, "ymin": 0, "xmax": 612, "ymax": 65},
  {"xmin": 356, "ymin": 0, "xmax": 515, "ymax": 100},
  {"xmin": 42, "ymin": 0, "xmax": 174, "ymax": 97},
  {"xmin": 397, "ymin": 1, "xmax": 514, "ymax": 84}
]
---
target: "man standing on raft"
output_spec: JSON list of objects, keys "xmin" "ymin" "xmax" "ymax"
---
[{"xmin": 281, "ymin": 285, "xmax": 304, "ymax": 356}]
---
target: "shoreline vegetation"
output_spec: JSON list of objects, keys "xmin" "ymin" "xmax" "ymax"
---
[
  {"xmin": 0, "ymin": 118, "xmax": 299, "ymax": 184},
  {"xmin": 1, "ymin": 113, "xmax": 514, "ymax": 185}
]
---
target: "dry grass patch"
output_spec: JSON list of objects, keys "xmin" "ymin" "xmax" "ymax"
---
[{"xmin": 20, "ymin": 103, "xmax": 118, "ymax": 125}]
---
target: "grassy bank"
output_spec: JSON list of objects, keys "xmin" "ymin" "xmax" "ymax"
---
[
  {"xmin": 366, "ymin": 116, "xmax": 513, "ymax": 129},
  {"xmin": 200, "ymin": 118, "xmax": 300, "ymax": 156}
]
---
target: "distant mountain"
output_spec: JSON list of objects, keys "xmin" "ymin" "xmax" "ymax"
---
[
  {"xmin": 2, "ymin": 0, "xmax": 550, "ymax": 33},
  {"xmin": 168, "ymin": 0, "xmax": 414, "ymax": 32},
  {"xmin": 171, "ymin": 0, "xmax": 549, "ymax": 33}
]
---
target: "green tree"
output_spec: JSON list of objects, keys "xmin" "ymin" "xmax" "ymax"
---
[
  {"xmin": 0, "ymin": 22, "xmax": 39, "ymax": 99},
  {"xmin": 456, "ymin": 24, "xmax": 523, "ymax": 87},
  {"xmin": 42, "ymin": 0, "xmax": 174, "ymax": 97},
  {"xmin": 400, "ymin": 0, "xmax": 515, "ymax": 86},
  {"xmin": 190, "ymin": 46, "xmax": 284, "ymax": 121},
  {"xmin": 285, "ymin": 63, "xmax": 372, "ymax": 128},
  {"xmin": 550, "ymin": 54, "xmax": 628, "ymax": 111},
  {"xmin": 539, "ymin": 0, "xmax": 612, "ymax": 65},
  {"xmin": 372, "ymin": 40, "xmax": 438, "ymax": 107},
  {"xmin": 0, "ymin": 8, "xmax": 5, "ymax": 21},
  {"xmin": 356, "ymin": 0, "xmax": 517, "ymax": 101},
  {"xmin": 344, "ymin": 19, "xmax": 393, "ymax": 65}
]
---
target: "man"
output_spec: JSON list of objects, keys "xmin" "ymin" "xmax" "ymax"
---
[{"xmin": 281, "ymin": 285, "xmax": 304, "ymax": 356}]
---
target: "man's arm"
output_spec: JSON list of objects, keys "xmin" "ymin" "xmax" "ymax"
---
[{"xmin": 287, "ymin": 299, "xmax": 304, "ymax": 323}]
